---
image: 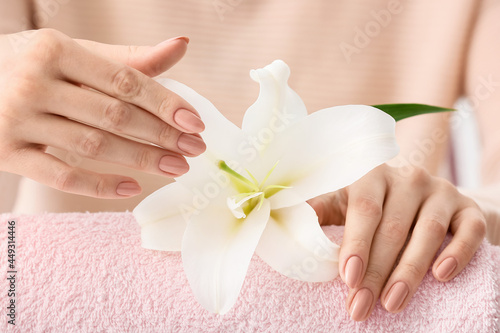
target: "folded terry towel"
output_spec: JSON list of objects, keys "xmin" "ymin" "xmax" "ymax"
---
[{"xmin": 0, "ymin": 212, "xmax": 498, "ymax": 332}]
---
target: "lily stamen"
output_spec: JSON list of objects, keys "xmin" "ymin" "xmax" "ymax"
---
[
  {"xmin": 218, "ymin": 160, "xmax": 290, "ymax": 218},
  {"xmin": 218, "ymin": 160, "xmax": 259, "ymax": 192}
]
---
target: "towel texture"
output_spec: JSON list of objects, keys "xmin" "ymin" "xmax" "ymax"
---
[{"xmin": 0, "ymin": 212, "xmax": 498, "ymax": 332}]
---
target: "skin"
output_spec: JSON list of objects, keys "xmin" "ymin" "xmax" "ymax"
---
[
  {"xmin": 308, "ymin": 164, "xmax": 487, "ymax": 321},
  {"xmin": 1, "ymin": 26, "xmax": 498, "ymax": 321},
  {"xmin": 0, "ymin": 29, "xmax": 206, "ymax": 199},
  {"xmin": 306, "ymin": 2, "xmax": 500, "ymax": 321}
]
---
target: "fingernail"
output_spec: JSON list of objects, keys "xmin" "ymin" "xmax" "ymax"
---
[
  {"xmin": 156, "ymin": 36, "xmax": 190, "ymax": 47},
  {"xmin": 436, "ymin": 257, "xmax": 457, "ymax": 280},
  {"xmin": 177, "ymin": 133, "xmax": 206, "ymax": 156},
  {"xmin": 116, "ymin": 182, "xmax": 142, "ymax": 196},
  {"xmin": 345, "ymin": 256, "xmax": 363, "ymax": 288},
  {"xmin": 169, "ymin": 36, "xmax": 190, "ymax": 44},
  {"xmin": 384, "ymin": 281, "xmax": 409, "ymax": 312},
  {"xmin": 159, "ymin": 155, "xmax": 189, "ymax": 176},
  {"xmin": 174, "ymin": 109, "xmax": 205, "ymax": 133},
  {"xmin": 350, "ymin": 288, "xmax": 373, "ymax": 321}
]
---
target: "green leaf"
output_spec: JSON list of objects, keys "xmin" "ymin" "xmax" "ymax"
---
[{"xmin": 372, "ymin": 103, "xmax": 454, "ymax": 122}]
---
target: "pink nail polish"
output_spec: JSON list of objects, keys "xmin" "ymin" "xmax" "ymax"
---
[
  {"xmin": 384, "ymin": 281, "xmax": 409, "ymax": 312},
  {"xmin": 436, "ymin": 257, "xmax": 457, "ymax": 280},
  {"xmin": 116, "ymin": 182, "xmax": 141, "ymax": 196},
  {"xmin": 350, "ymin": 288, "xmax": 373, "ymax": 321},
  {"xmin": 159, "ymin": 155, "xmax": 189, "ymax": 176},
  {"xmin": 345, "ymin": 256, "xmax": 363, "ymax": 288},
  {"xmin": 177, "ymin": 133, "xmax": 206, "ymax": 156},
  {"xmin": 173, "ymin": 109, "xmax": 205, "ymax": 133}
]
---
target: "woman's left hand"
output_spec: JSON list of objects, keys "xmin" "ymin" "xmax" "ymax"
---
[{"xmin": 308, "ymin": 163, "xmax": 486, "ymax": 321}]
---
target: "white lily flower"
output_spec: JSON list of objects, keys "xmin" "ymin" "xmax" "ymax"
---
[{"xmin": 133, "ymin": 60, "xmax": 399, "ymax": 314}]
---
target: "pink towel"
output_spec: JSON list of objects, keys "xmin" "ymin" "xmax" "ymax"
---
[{"xmin": 0, "ymin": 212, "xmax": 498, "ymax": 332}]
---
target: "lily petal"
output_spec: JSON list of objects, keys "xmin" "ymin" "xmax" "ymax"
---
[
  {"xmin": 156, "ymin": 78, "xmax": 247, "ymax": 190},
  {"xmin": 261, "ymin": 105, "xmax": 398, "ymax": 208},
  {"xmin": 182, "ymin": 199, "xmax": 271, "ymax": 314},
  {"xmin": 242, "ymin": 60, "xmax": 307, "ymax": 139},
  {"xmin": 156, "ymin": 78, "xmax": 244, "ymax": 156},
  {"xmin": 133, "ymin": 182, "xmax": 193, "ymax": 251},
  {"xmin": 255, "ymin": 202, "xmax": 339, "ymax": 282}
]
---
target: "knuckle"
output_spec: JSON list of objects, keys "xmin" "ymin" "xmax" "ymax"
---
[
  {"xmin": 469, "ymin": 216, "xmax": 487, "ymax": 239},
  {"xmin": 7, "ymin": 76, "xmax": 43, "ymax": 105},
  {"xmin": 94, "ymin": 177, "xmax": 108, "ymax": 198},
  {"xmin": 78, "ymin": 130, "xmax": 106, "ymax": 158},
  {"xmin": 399, "ymin": 261, "xmax": 425, "ymax": 278},
  {"xmin": 434, "ymin": 178, "xmax": 457, "ymax": 196},
  {"xmin": 352, "ymin": 195, "xmax": 382, "ymax": 218},
  {"xmin": 102, "ymin": 101, "xmax": 130, "ymax": 131},
  {"xmin": 462, "ymin": 196, "xmax": 480, "ymax": 210},
  {"xmin": 363, "ymin": 265, "xmax": 386, "ymax": 283},
  {"xmin": 7, "ymin": 31, "xmax": 66, "ymax": 99},
  {"xmin": 345, "ymin": 237, "xmax": 371, "ymax": 252},
  {"xmin": 35, "ymin": 28, "xmax": 62, "ymax": 40},
  {"xmin": 408, "ymin": 167, "xmax": 430, "ymax": 187},
  {"xmin": 454, "ymin": 239, "xmax": 476, "ymax": 259},
  {"xmin": 112, "ymin": 67, "xmax": 141, "ymax": 98},
  {"xmin": 135, "ymin": 149, "xmax": 153, "ymax": 170},
  {"xmin": 157, "ymin": 125, "xmax": 175, "ymax": 145},
  {"xmin": 126, "ymin": 45, "xmax": 140, "ymax": 62},
  {"xmin": 379, "ymin": 215, "xmax": 408, "ymax": 243},
  {"xmin": 158, "ymin": 96, "xmax": 174, "ymax": 119},
  {"xmin": 53, "ymin": 168, "xmax": 77, "ymax": 192},
  {"xmin": 420, "ymin": 215, "xmax": 448, "ymax": 239},
  {"xmin": 26, "ymin": 29, "xmax": 65, "ymax": 65}
]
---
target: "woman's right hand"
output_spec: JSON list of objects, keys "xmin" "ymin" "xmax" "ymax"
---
[{"xmin": 0, "ymin": 29, "xmax": 205, "ymax": 198}]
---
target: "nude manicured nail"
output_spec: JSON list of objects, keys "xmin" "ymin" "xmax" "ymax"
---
[
  {"xmin": 436, "ymin": 257, "xmax": 457, "ymax": 280},
  {"xmin": 174, "ymin": 109, "xmax": 205, "ymax": 133},
  {"xmin": 156, "ymin": 36, "xmax": 190, "ymax": 47},
  {"xmin": 168, "ymin": 36, "xmax": 190, "ymax": 44},
  {"xmin": 177, "ymin": 133, "xmax": 206, "ymax": 156},
  {"xmin": 384, "ymin": 281, "xmax": 409, "ymax": 312},
  {"xmin": 116, "ymin": 182, "xmax": 141, "ymax": 196},
  {"xmin": 345, "ymin": 256, "xmax": 363, "ymax": 288},
  {"xmin": 159, "ymin": 155, "xmax": 189, "ymax": 176},
  {"xmin": 350, "ymin": 288, "xmax": 373, "ymax": 321}
]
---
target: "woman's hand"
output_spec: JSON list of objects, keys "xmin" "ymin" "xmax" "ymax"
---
[
  {"xmin": 0, "ymin": 29, "xmax": 206, "ymax": 198},
  {"xmin": 308, "ymin": 164, "xmax": 486, "ymax": 321}
]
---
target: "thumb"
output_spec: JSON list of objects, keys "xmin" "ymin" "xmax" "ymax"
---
[
  {"xmin": 308, "ymin": 191, "xmax": 347, "ymax": 226},
  {"xmin": 75, "ymin": 36, "xmax": 189, "ymax": 77}
]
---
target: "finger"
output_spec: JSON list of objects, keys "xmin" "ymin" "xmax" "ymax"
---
[
  {"xmin": 346, "ymin": 184, "xmax": 420, "ymax": 321},
  {"xmin": 45, "ymin": 81, "xmax": 206, "ymax": 157},
  {"xmin": 432, "ymin": 205, "xmax": 486, "ymax": 281},
  {"xmin": 58, "ymin": 37, "xmax": 204, "ymax": 134},
  {"xmin": 7, "ymin": 148, "xmax": 142, "ymax": 198},
  {"xmin": 340, "ymin": 170, "xmax": 386, "ymax": 289},
  {"xmin": 24, "ymin": 115, "xmax": 190, "ymax": 178},
  {"xmin": 380, "ymin": 194, "xmax": 455, "ymax": 313},
  {"xmin": 75, "ymin": 36, "xmax": 189, "ymax": 77}
]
